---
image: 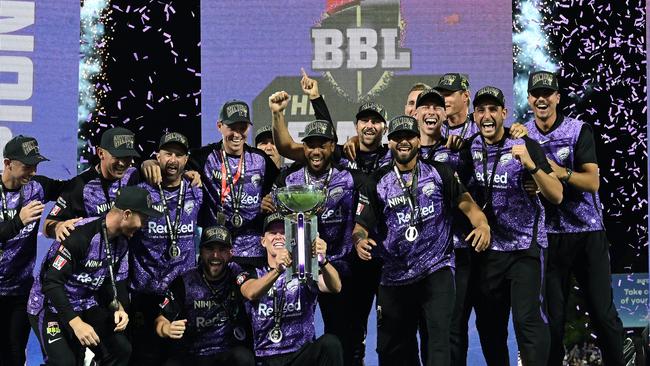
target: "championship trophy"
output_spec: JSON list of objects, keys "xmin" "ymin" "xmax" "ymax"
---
[{"xmin": 275, "ymin": 185, "xmax": 327, "ymax": 283}]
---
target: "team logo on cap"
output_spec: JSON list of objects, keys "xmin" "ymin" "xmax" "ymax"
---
[
  {"xmin": 440, "ymin": 74, "xmax": 457, "ymax": 86},
  {"xmin": 479, "ymin": 86, "xmax": 501, "ymax": 98},
  {"xmin": 306, "ymin": 121, "xmax": 329, "ymax": 134},
  {"xmin": 532, "ymin": 73, "xmax": 555, "ymax": 87},
  {"xmin": 113, "ymin": 135, "xmax": 134, "ymax": 149},
  {"xmin": 21, "ymin": 140, "xmax": 38, "ymax": 155},
  {"xmin": 391, "ymin": 116, "xmax": 415, "ymax": 131},
  {"xmin": 226, "ymin": 104, "xmax": 248, "ymax": 118},
  {"xmin": 311, "ymin": 0, "xmax": 411, "ymax": 102},
  {"xmin": 163, "ymin": 132, "xmax": 187, "ymax": 146}
]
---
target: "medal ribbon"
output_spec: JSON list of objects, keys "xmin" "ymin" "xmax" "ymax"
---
[
  {"xmin": 220, "ymin": 150, "xmax": 245, "ymax": 220},
  {"xmin": 393, "ymin": 162, "xmax": 420, "ymax": 230},
  {"xmin": 480, "ymin": 136, "xmax": 507, "ymax": 210},
  {"xmin": 158, "ymin": 180, "xmax": 186, "ymax": 255},
  {"xmin": 101, "ymin": 219, "xmax": 120, "ymax": 310}
]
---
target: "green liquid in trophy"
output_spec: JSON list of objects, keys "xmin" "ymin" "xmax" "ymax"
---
[{"xmin": 277, "ymin": 191, "xmax": 326, "ymax": 212}]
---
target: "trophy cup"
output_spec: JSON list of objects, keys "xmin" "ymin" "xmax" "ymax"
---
[{"xmin": 275, "ymin": 185, "xmax": 327, "ymax": 283}]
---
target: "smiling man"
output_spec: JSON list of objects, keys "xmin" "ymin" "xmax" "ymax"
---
[
  {"xmin": 128, "ymin": 132, "xmax": 204, "ymax": 366},
  {"xmin": 464, "ymin": 86, "xmax": 563, "ymax": 365},
  {"xmin": 28, "ymin": 186, "xmax": 161, "ymax": 366},
  {"xmin": 523, "ymin": 71, "xmax": 624, "ymax": 366},
  {"xmin": 155, "ymin": 225, "xmax": 254, "ymax": 366},
  {"xmin": 269, "ymin": 105, "xmax": 373, "ymax": 365},
  {"xmin": 44, "ymin": 127, "xmax": 141, "ymax": 241},
  {"xmin": 354, "ymin": 115, "xmax": 490, "ymax": 366},
  {"xmin": 187, "ymin": 100, "xmax": 280, "ymax": 266}
]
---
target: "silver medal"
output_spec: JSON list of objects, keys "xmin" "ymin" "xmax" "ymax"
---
[
  {"xmin": 233, "ymin": 326, "xmax": 246, "ymax": 341},
  {"xmin": 231, "ymin": 213, "xmax": 243, "ymax": 228},
  {"xmin": 168, "ymin": 244, "xmax": 181, "ymax": 258},
  {"xmin": 268, "ymin": 327, "xmax": 283, "ymax": 343},
  {"xmin": 405, "ymin": 226, "xmax": 418, "ymax": 242}
]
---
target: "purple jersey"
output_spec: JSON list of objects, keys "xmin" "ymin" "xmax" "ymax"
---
[
  {"xmin": 275, "ymin": 164, "xmax": 369, "ymax": 277},
  {"xmin": 0, "ymin": 176, "xmax": 68, "ymax": 295},
  {"xmin": 27, "ymin": 219, "xmax": 128, "ymax": 323},
  {"xmin": 159, "ymin": 264, "xmax": 248, "ymax": 356},
  {"xmin": 235, "ymin": 265, "xmax": 319, "ymax": 357},
  {"xmin": 189, "ymin": 143, "xmax": 279, "ymax": 258},
  {"xmin": 337, "ymin": 146, "xmax": 392, "ymax": 174},
  {"xmin": 356, "ymin": 159, "xmax": 466, "ymax": 286},
  {"xmin": 47, "ymin": 166, "xmax": 139, "ymax": 221},
  {"xmin": 129, "ymin": 178, "xmax": 203, "ymax": 295},
  {"xmin": 441, "ymin": 118, "xmax": 479, "ymax": 141},
  {"xmin": 466, "ymin": 134, "xmax": 552, "ymax": 251},
  {"xmin": 525, "ymin": 115, "xmax": 604, "ymax": 233}
]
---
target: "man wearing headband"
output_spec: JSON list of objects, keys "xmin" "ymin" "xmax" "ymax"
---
[
  {"xmin": 28, "ymin": 186, "xmax": 161, "ymax": 366},
  {"xmin": 524, "ymin": 71, "xmax": 624, "ymax": 365},
  {"xmin": 235, "ymin": 213, "xmax": 343, "ymax": 365},
  {"xmin": 0, "ymin": 136, "xmax": 71, "ymax": 366},
  {"xmin": 354, "ymin": 115, "xmax": 490, "ymax": 365},
  {"xmin": 464, "ymin": 86, "xmax": 563, "ymax": 365},
  {"xmin": 129, "ymin": 132, "xmax": 203, "ymax": 366},
  {"xmin": 155, "ymin": 225, "xmax": 254, "ymax": 366}
]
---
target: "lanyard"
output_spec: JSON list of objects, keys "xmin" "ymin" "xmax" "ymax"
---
[
  {"xmin": 270, "ymin": 272, "xmax": 286, "ymax": 332},
  {"xmin": 480, "ymin": 136, "xmax": 507, "ymax": 210},
  {"xmin": 101, "ymin": 220, "xmax": 120, "ymax": 311},
  {"xmin": 219, "ymin": 150, "xmax": 245, "ymax": 210},
  {"xmin": 158, "ymin": 180, "xmax": 186, "ymax": 249},
  {"xmin": 443, "ymin": 119, "xmax": 470, "ymax": 140},
  {"xmin": 304, "ymin": 166, "xmax": 333, "ymax": 191},
  {"xmin": 392, "ymin": 162, "xmax": 420, "ymax": 228},
  {"xmin": 201, "ymin": 269, "xmax": 235, "ymax": 321},
  {"xmin": 0, "ymin": 184, "xmax": 23, "ymax": 221},
  {"xmin": 356, "ymin": 148, "xmax": 385, "ymax": 173}
]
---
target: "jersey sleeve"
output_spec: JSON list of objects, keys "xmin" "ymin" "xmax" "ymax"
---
[
  {"xmin": 354, "ymin": 171, "xmax": 380, "ymax": 230},
  {"xmin": 310, "ymin": 96, "xmax": 334, "ymax": 124},
  {"xmin": 574, "ymin": 124, "xmax": 598, "ymax": 166},
  {"xmin": 434, "ymin": 162, "xmax": 468, "ymax": 210},
  {"xmin": 159, "ymin": 276, "xmax": 186, "ymax": 321},
  {"xmin": 32, "ymin": 175, "xmax": 74, "ymax": 202},
  {"xmin": 46, "ymin": 178, "xmax": 86, "ymax": 222},
  {"xmin": 524, "ymin": 137, "xmax": 553, "ymax": 174}
]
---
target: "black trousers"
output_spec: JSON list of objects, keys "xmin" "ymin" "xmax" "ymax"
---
[
  {"xmin": 449, "ymin": 248, "xmax": 479, "ymax": 366},
  {"xmin": 163, "ymin": 345, "xmax": 255, "ymax": 366},
  {"xmin": 546, "ymin": 231, "xmax": 624, "ymax": 366},
  {"xmin": 29, "ymin": 305, "xmax": 131, "ymax": 366},
  {"xmin": 474, "ymin": 245, "xmax": 549, "ymax": 366},
  {"xmin": 260, "ymin": 334, "xmax": 343, "ymax": 366},
  {"xmin": 319, "ymin": 257, "xmax": 380, "ymax": 366},
  {"xmin": 0, "ymin": 295, "xmax": 31, "ymax": 366},
  {"xmin": 376, "ymin": 268, "xmax": 455, "ymax": 366},
  {"xmin": 128, "ymin": 292, "xmax": 168, "ymax": 366}
]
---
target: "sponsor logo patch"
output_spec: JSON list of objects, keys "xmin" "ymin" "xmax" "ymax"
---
[
  {"xmin": 52, "ymin": 255, "xmax": 67, "ymax": 270},
  {"xmin": 46, "ymin": 322, "xmax": 61, "ymax": 337}
]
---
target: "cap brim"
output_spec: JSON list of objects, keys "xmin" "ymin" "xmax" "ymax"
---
[
  {"xmin": 473, "ymin": 95, "xmax": 504, "ymax": 108},
  {"xmin": 136, "ymin": 207, "xmax": 163, "ymax": 218},
  {"xmin": 434, "ymin": 85, "xmax": 461, "ymax": 92},
  {"xmin": 223, "ymin": 116, "xmax": 252, "ymax": 125},
  {"xmin": 416, "ymin": 92, "xmax": 445, "ymax": 108},
  {"xmin": 17, "ymin": 155, "xmax": 49, "ymax": 166},
  {"xmin": 108, "ymin": 149, "xmax": 141, "ymax": 158},
  {"xmin": 301, "ymin": 134, "xmax": 335, "ymax": 142},
  {"xmin": 159, "ymin": 141, "xmax": 189, "ymax": 153},
  {"xmin": 527, "ymin": 85, "xmax": 558, "ymax": 93},
  {"xmin": 387, "ymin": 129, "xmax": 419, "ymax": 140},
  {"xmin": 355, "ymin": 110, "xmax": 386, "ymax": 123},
  {"xmin": 200, "ymin": 239, "xmax": 232, "ymax": 247}
]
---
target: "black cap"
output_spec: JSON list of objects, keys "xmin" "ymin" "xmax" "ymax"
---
[
  {"xmin": 159, "ymin": 132, "xmax": 189, "ymax": 153},
  {"xmin": 219, "ymin": 100, "xmax": 251, "ymax": 125},
  {"xmin": 114, "ymin": 186, "xmax": 162, "ymax": 218},
  {"xmin": 473, "ymin": 86, "xmax": 506, "ymax": 108},
  {"xmin": 528, "ymin": 71, "xmax": 559, "ymax": 92},
  {"xmin": 99, "ymin": 127, "xmax": 140, "ymax": 158},
  {"xmin": 200, "ymin": 225, "xmax": 232, "ymax": 247},
  {"xmin": 435, "ymin": 73, "xmax": 470, "ymax": 92},
  {"xmin": 263, "ymin": 212, "xmax": 284, "ymax": 233},
  {"xmin": 387, "ymin": 115, "xmax": 419, "ymax": 140},
  {"xmin": 355, "ymin": 102, "xmax": 388, "ymax": 123},
  {"xmin": 254, "ymin": 124, "xmax": 273, "ymax": 146},
  {"xmin": 301, "ymin": 120, "xmax": 336, "ymax": 142},
  {"xmin": 415, "ymin": 88, "xmax": 445, "ymax": 108},
  {"xmin": 3, "ymin": 136, "xmax": 49, "ymax": 165}
]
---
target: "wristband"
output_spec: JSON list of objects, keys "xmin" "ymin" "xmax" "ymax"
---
[
  {"xmin": 527, "ymin": 165, "xmax": 540, "ymax": 175},
  {"xmin": 319, "ymin": 258, "xmax": 330, "ymax": 268}
]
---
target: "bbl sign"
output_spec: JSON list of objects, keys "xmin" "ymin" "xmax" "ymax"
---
[
  {"xmin": 311, "ymin": 0, "xmax": 411, "ymax": 102},
  {"xmin": 252, "ymin": 0, "xmax": 438, "ymax": 147}
]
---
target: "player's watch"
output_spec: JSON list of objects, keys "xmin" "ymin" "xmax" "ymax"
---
[
  {"xmin": 319, "ymin": 257, "xmax": 330, "ymax": 268},
  {"xmin": 561, "ymin": 168, "xmax": 573, "ymax": 183}
]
